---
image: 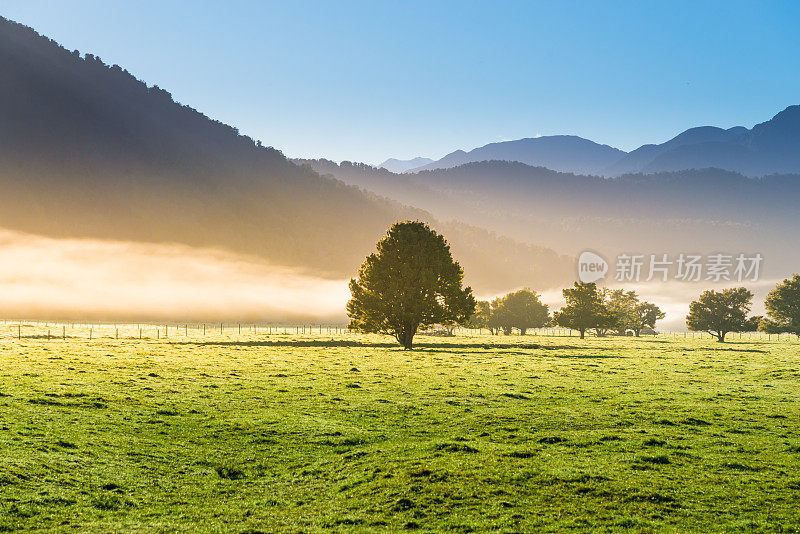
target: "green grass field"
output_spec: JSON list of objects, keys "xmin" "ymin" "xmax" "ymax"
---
[{"xmin": 1, "ymin": 329, "xmax": 799, "ymax": 532}]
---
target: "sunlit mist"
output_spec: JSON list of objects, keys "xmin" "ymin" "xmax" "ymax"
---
[{"xmin": 0, "ymin": 229, "xmax": 349, "ymax": 322}]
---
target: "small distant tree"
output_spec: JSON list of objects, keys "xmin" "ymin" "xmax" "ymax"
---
[
  {"xmin": 631, "ymin": 301, "xmax": 666, "ymax": 336},
  {"xmin": 463, "ymin": 300, "xmax": 491, "ymax": 331},
  {"xmin": 759, "ymin": 317, "xmax": 788, "ymax": 335},
  {"xmin": 491, "ymin": 288, "xmax": 549, "ymax": 335},
  {"xmin": 743, "ymin": 315, "xmax": 763, "ymax": 332},
  {"xmin": 553, "ymin": 282, "xmax": 612, "ymax": 339},
  {"xmin": 593, "ymin": 288, "xmax": 619, "ymax": 336},
  {"xmin": 604, "ymin": 289, "xmax": 634, "ymax": 335},
  {"xmin": 490, "ymin": 296, "xmax": 513, "ymax": 335},
  {"xmin": 605, "ymin": 290, "xmax": 665, "ymax": 337},
  {"xmin": 763, "ymin": 274, "xmax": 800, "ymax": 337},
  {"xmin": 594, "ymin": 311, "xmax": 620, "ymax": 337},
  {"xmin": 686, "ymin": 288, "xmax": 753, "ymax": 342},
  {"xmin": 347, "ymin": 221, "xmax": 476, "ymax": 349},
  {"xmin": 486, "ymin": 300, "xmax": 504, "ymax": 335}
]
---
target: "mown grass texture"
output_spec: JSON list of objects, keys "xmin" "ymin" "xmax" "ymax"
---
[{"xmin": 1, "ymin": 332, "xmax": 799, "ymax": 532}]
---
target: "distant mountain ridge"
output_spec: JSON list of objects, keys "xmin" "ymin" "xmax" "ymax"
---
[
  {"xmin": 381, "ymin": 106, "xmax": 800, "ymax": 177},
  {"xmin": 308, "ymin": 157, "xmax": 800, "ymax": 281},
  {"xmin": 603, "ymin": 126, "xmax": 748, "ymax": 176},
  {"xmin": 378, "ymin": 157, "xmax": 433, "ymax": 173},
  {"xmin": 607, "ymin": 106, "xmax": 800, "ymax": 177},
  {"xmin": 407, "ymin": 135, "xmax": 626, "ymax": 175}
]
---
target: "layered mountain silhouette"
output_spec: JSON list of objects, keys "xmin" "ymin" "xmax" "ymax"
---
[
  {"xmin": 303, "ymin": 158, "xmax": 800, "ymax": 279},
  {"xmin": 603, "ymin": 126, "xmax": 748, "ymax": 176},
  {"xmin": 407, "ymin": 135, "xmax": 625, "ymax": 175},
  {"xmin": 386, "ymin": 106, "xmax": 800, "ymax": 178},
  {"xmin": 0, "ymin": 16, "xmax": 572, "ymax": 293},
  {"xmin": 604, "ymin": 107, "xmax": 800, "ymax": 177},
  {"xmin": 378, "ymin": 157, "xmax": 433, "ymax": 173}
]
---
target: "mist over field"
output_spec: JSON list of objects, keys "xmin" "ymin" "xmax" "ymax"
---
[
  {"xmin": 0, "ymin": 224, "xmax": 775, "ymax": 329},
  {"xmin": 0, "ymin": 229, "xmax": 349, "ymax": 322}
]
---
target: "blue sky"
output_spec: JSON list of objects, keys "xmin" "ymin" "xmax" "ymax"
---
[{"xmin": 4, "ymin": 0, "xmax": 799, "ymax": 163}]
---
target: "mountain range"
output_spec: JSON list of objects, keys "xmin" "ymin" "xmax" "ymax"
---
[
  {"xmin": 393, "ymin": 107, "xmax": 800, "ymax": 178},
  {"xmin": 404, "ymin": 136, "xmax": 625, "ymax": 175},
  {"xmin": 301, "ymin": 158, "xmax": 800, "ymax": 280},
  {"xmin": 378, "ymin": 157, "xmax": 434, "ymax": 173}
]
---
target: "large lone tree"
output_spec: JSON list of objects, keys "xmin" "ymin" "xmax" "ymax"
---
[
  {"xmin": 347, "ymin": 221, "xmax": 476, "ymax": 349},
  {"xmin": 686, "ymin": 287, "xmax": 753, "ymax": 342}
]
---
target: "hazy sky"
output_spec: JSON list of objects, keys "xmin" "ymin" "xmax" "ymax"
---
[{"xmin": 4, "ymin": 0, "xmax": 799, "ymax": 163}]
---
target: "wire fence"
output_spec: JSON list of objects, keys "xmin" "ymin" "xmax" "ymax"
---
[
  {"xmin": 0, "ymin": 321, "xmax": 797, "ymax": 342},
  {"xmin": 0, "ymin": 321, "xmax": 351, "ymax": 342},
  {"xmin": 454, "ymin": 327, "xmax": 798, "ymax": 341}
]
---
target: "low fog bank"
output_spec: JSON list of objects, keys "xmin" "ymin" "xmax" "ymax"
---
[
  {"xmin": 0, "ymin": 228, "xmax": 782, "ymax": 330},
  {"xmin": 0, "ymin": 229, "xmax": 349, "ymax": 322}
]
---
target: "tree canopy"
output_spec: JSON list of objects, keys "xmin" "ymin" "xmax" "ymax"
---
[
  {"xmin": 686, "ymin": 287, "xmax": 754, "ymax": 342},
  {"xmin": 490, "ymin": 288, "xmax": 550, "ymax": 335},
  {"xmin": 605, "ymin": 290, "xmax": 665, "ymax": 336},
  {"xmin": 553, "ymin": 282, "xmax": 614, "ymax": 339},
  {"xmin": 463, "ymin": 300, "xmax": 491, "ymax": 330},
  {"xmin": 347, "ymin": 221, "xmax": 475, "ymax": 349},
  {"xmin": 762, "ymin": 274, "xmax": 800, "ymax": 337}
]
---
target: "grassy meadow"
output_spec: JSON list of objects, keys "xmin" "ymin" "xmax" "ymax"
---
[{"xmin": 1, "ymin": 326, "xmax": 799, "ymax": 532}]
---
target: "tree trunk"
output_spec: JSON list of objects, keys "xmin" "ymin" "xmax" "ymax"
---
[
  {"xmin": 579, "ymin": 328, "xmax": 585, "ymax": 339},
  {"xmin": 397, "ymin": 325, "xmax": 418, "ymax": 349},
  {"xmin": 400, "ymin": 332, "xmax": 413, "ymax": 349},
  {"xmin": 717, "ymin": 331, "xmax": 726, "ymax": 342},
  {"xmin": 634, "ymin": 329, "xmax": 641, "ymax": 337},
  {"xmin": 520, "ymin": 328, "xmax": 527, "ymax": 336}
]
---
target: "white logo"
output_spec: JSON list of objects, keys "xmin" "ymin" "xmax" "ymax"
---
[{"xmin": 578, "ymin": 251, "xmax": 608, "ymax": 283}]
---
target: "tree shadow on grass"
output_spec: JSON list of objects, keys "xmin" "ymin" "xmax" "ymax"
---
[
  {"xmin": 679, "ymin": 346, "xmax": 769, "ymax": 354},
  {"xmin": 166, "ymin": 340, "xmax": 625, "ymax": 357},
  {"xmin": 412, "ymin": 347, "xmax": 621, "ymax": 358},
  {"xmin": 172, "ymin": 340, "xmax": 540, "ymax": 350},
  {"xmin": 545, "ymin": 345, "xmax": 629, "ymax": 353}
]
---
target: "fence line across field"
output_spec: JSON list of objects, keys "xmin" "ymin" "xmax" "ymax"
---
[{"xmin": 0, "ymin": 320, "xmax": 797, "ymax": 342}]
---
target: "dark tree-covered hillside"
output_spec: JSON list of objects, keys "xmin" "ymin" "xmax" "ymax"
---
[{"xmin": 0, "ymin": 17, "xmax": 572, "ymax": 293}]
